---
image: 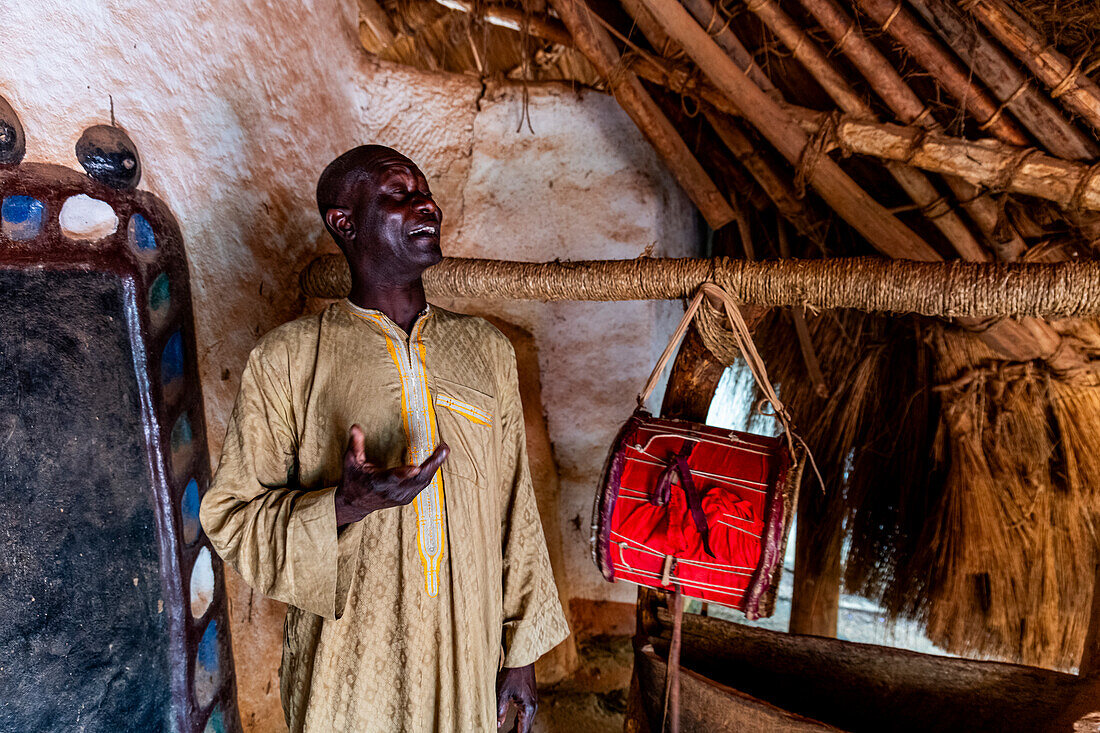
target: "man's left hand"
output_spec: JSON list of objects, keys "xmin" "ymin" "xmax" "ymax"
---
[{"xmin": 496, "ymin": 664, "xmax": 537, "ymax": 733}]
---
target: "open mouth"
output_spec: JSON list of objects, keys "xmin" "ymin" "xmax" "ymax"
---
[{"xmin": 409, "ymin": 224, "xmax": 439, "ymax": 237}]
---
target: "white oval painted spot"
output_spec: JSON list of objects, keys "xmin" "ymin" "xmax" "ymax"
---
[
  {"xmin": 190, "ymin": 546, "xmax": 214, "ymax": 619},
  {"xmin": 58, "ymin": 194, "xmax": 118, "ymax": 241}
]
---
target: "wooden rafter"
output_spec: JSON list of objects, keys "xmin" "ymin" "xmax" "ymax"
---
[
  {"xmin": 795, "ymin": 0, "xmax": 1028, "ymax": 261},
  {"xmin": 967, "ymin": 0, "xmax": 1100, "ymax": 135},
  {"xmin": 635, "ymin": 0, "xmax": 935, "ymax": 261},
  {"xmin": 907, "ymin": 0, "xmax": 1098, "ymax": 160}
]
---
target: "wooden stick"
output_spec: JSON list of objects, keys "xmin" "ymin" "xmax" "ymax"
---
[
  {"xmin": 679, "ymin": 0, "xmax": 777, "ymax": 94},
  {"xmin": 759, "ymin": 0, "xmax": 1081, "ymax": 370},
  {"xmin": 611, "ymin": 0, "xmax": 1078, "ymax": 369},
  {"xmin": 430, "ymin": 0, "xmax": 573, "ymax": 44},
  {"xmin": 789, "ymin": 113, "xmax": 1100, "ymax": 213},
  {"xmin": 418, "ymin": 5, "xmax": 1100, "ymax": 219},
  {"xmin": 637, "ymin": 44, "xmax": 1074, "ymax": 366},
  {"xmin": 796, "ymin": 0, "xmax": 1026, "ymax": 261},
  {"xmin": 704, "ymin": 110, "xmax": 825, "ymax": 245},
  {"xmin": 966, "ymin": 0, "xmax": 1100, "ymax": 136},
  {"xmin": 907, "ymin": 0, "xmax": 1098, "ymax": 160},
  {"xmin": 614, "ymin": 0, "xmax": 827, "ymax": 247},
  {"xmin": 777, "ymin": 216, "xmax": 828, "ymax": 398},
  {"xmin": 851, "ymin": 0, "xmax": 1029, "ymax": 146},
  {"xmin": 790, "ymin": 485, "xmax": 842, "ymax": 638},
  {"xmin": 635, "ymin": 0, "xmax": 935, "ymax": 262},
  {"xmin": 626, "ymin": 55, "xmax": 1100, "ymax": 216},
  {"xmin": 731, "ymin": 197, "xmax": 755, "ymax": 260},
  {"xmin": 737, "ymin": 0, "xmax": 987, "ymax": 262},
  {"xmin": 619, "ymin": 0, "xmax": 673, "ymax": 55},
  {"xmin": 547, "ymin": 0, "xmax": 736, "ymax": 230}
]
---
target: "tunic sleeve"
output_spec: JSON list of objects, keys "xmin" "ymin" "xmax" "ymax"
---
[
  {"xmin": 200, "ymin": 344, "xmax": 353, "ymax": 620},
  {"xmin": 496, "ymin": 340, "xmax": 571, "ymax": 668}
]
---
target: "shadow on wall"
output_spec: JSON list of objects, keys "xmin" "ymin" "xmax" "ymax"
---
[{"xmin": 484, "ymin": 316, "xmax": 581, "ymax": 684}]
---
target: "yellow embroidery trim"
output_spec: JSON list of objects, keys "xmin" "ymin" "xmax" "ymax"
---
[
  {"xmin": 436, "ymin": 394, "xmax": 492, "ymax": 426},
  {"xmin": 351, "ymin": 307, "xmax": 445, "ymax": 597}
]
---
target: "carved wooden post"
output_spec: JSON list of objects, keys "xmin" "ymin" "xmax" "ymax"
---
[{"xmin": 788, "ymin": 491, "xmax": 842, "ymax": 638}]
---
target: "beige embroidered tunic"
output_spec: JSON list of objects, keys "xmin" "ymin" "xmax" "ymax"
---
[{"xmin": 200, "ymin": 301, "xmax": 570, "ymax": 733}]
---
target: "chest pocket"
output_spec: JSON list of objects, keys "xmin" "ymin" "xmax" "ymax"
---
[{"xmin": 432, "ymin": 377, "xmax": 497, "ymax": 488}]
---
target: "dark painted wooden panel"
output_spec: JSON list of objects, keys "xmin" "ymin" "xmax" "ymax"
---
[
  {"xmin": 0, "ymin": 270, "xmax": 172, "ymax": 731},
  {"xmin": 0, "ymin": 150, "xmax": 242, "ymax": 733}
]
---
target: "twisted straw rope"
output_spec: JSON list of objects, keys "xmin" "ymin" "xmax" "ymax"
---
[{"xmin": 300, "ymin": 255, "xmax": 1100, "ymax": 319}]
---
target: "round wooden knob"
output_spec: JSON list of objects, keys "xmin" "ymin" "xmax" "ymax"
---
[
  {"xmin": 76, "ymin": 124, "xmax": 141, "ymax": 190},
  {"xmin": 0, "ymin": 96, "xmax": 25, "ymax": 167}
]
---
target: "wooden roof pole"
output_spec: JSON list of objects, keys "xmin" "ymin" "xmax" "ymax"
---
[
  {"xmin": 618, "ymin": 0, "xmax": 672, "ymax": 56},
  {"xmin": 734, "ymin": 0, "xmax": 988, "ymax": 263},
  {"xmin": 427, "ymin": 0, "xmax": 574, "ymax": 45},
  {"xmin": 907, "ymin": 0, "xmax": 1098, "ymax": 160},
  {"xmin": 546, "ymin": 0, "xmax": 736, "ymax": 230},
  {"xmin": 850, "ymin": 0, "xmax": 1029, "ymax": 146},
  {"xmin": 784, "ymin": 114, "xmax": 1100, "ymax": 214},
  {"xmin": 422, "ymin": 1, "xmax": 1100, "ymax": 219},
  {"xmin": 677, "ymin": 0, "xmax": 777, "ymax": 94},
  {"xmin": 627, "ymin": 1, "xmax": 1085, "ymax": 370},
  {"xmin": 612, "ymin": 0, "xmax": 827, "ymax": 246},
  {"xmin": 966, "ymin": 0, "xmax": 1100, "ymax": 136},
  {"xmin": 627, "ymin": 54, "xmax": 1100, "ymax": 215},
  {"xmin": 634, "ymin": 0, "xmax": 934, "ymax": 262},
  {"xmin": 741, "ymin": 0, "xmax": 1086, "ymax": 372},
  {"xmin": 795, "ymin": 0, "xmax": 1026, "ymax": 262}
]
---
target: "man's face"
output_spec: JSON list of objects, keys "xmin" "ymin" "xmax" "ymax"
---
[{"xmin": 349, "ymin": 157, "xmax": 443, "ymax": 277}]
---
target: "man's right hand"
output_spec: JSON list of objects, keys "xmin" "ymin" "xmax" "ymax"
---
[{"xmin": 333, "ymin": 424, "xmax": 449, "ymax": 528}]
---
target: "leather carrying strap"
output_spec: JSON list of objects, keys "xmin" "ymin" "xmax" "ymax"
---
[
  {"xmin": 660, "ymin": 589, "xmax": 683, "ymax": 733},
  {"xmin": 640, "ymin": 283, "xmax": 824, "ymax": 488},
  {"xmin": 640, "ymin": 284, "xmax": 780, "ymax": 419}
]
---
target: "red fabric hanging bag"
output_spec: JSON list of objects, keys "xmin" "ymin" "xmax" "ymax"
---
[{"xmin": 591, "ymin": 284, "xmax": 808, "ymax": 619}]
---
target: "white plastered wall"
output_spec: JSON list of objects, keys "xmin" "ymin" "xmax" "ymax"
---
[{"xmin": 3, "ymin": 1, "xmax": 699, "ymax": 729}]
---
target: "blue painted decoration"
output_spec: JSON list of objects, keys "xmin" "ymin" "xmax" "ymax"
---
[
  {"xmin": 204, "ymin": 709, "xmax": 226, "ymax": 733},
  {"xmin": 149, "ymin": 272, "xmax": 170, "ymax": 315},
  {"xmin": 182, "ymin": 478, "xmax": 201, "ymax": 544},
  {"xmin": 1, "ymin": 196, "xmax": 44, "ymax": 240},
  {"xmin": 194, "ymin": 619, "xmax": 220, "ymax": 706},
  {"xmin": 161, "ymin": 331, "xmax": 184, "ymax": 386},
  {"xmin": 171, "ymin": 412, "xmax": 192, "ymax": 454},
  {"xmin": 128, "ymin": 213, "xmax": 156, "ymax": 251}
]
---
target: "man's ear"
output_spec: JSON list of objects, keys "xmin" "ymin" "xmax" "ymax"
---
[{"xmin": 325, "ymin": 208, "xmax": 355, "ymax": 245}]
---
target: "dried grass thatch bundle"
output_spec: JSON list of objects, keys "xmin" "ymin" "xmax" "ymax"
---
[
  {"xmin": 1003, "ymin": 0, "xmax": 1100, "ymax": 80},
  {"xmin": 736, "ymin": 307, "xmax": 1100, "ymax": 670}
]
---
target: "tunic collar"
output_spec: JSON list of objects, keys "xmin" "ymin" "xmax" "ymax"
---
[{"xmin": 342, "ymin": 298, "xmax": 432, "ymax": 337}]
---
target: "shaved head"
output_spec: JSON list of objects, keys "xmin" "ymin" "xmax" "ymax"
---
[{"xmin": 317, "ymin": 145, "xmax": 416, "ymax": 238}]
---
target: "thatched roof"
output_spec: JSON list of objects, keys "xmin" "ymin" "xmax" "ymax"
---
[{"xmin": 354, "ymin": 0, "xmax": 1100, "ymax": 671}]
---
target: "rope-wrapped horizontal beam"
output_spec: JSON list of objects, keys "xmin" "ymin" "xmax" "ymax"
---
[{"xmin": 300, "ymin": 255, "xmax": 1100, "ymax": 318}]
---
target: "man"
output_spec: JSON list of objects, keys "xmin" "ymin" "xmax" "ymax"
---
[{"xmin": 200, "ymin": 145, "xmax": 570, "ymax": 732}]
